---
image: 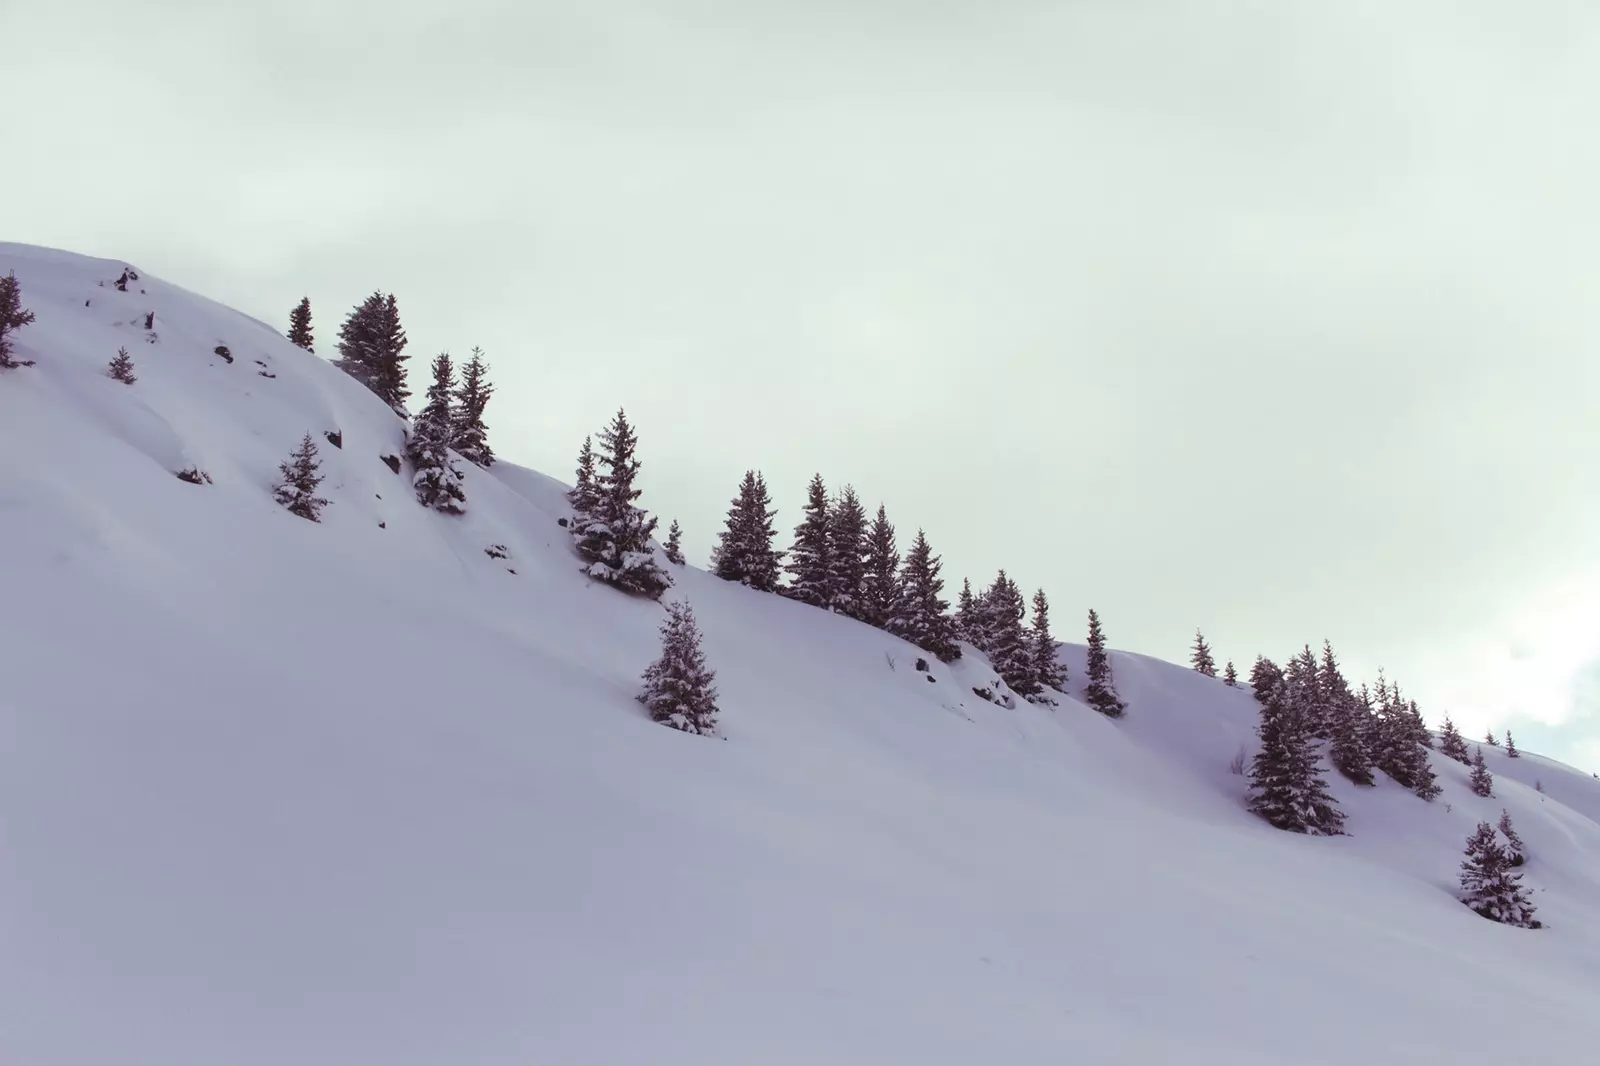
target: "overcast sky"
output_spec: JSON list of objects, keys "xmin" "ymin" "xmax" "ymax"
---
[{"xmin": 8, "ymin": 1, "xmax": 1598, "ymax": 767}]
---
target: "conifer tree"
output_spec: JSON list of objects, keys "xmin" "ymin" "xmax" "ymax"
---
[
  {"xmin": 287, "ymin": 297, "xmax": 314, "ymax": 352},
  {"xmin": 1459, "ymin": 822, "xmax": 1539, "ymax": 928},
  {"xmin": 638, "ymin": 600, "xmax": 719, "ymax": 736},
  {"xmin": 273, "ymin": 433, "xmax": 329, "ymax": 522},
  {"xmin": 1505, "ymin": 730, "xmax": 1520, "ymax": 758},
  {"xmin": 334, "ymin": 291, "xmax": 410, "ymax": 413},
  {"xmin": 0, "ymin": 271, "xmax": 37, "ymax": 369},
  {"xmin": 1284, "ymin": 645, "xmax": 1325, "ymax": 739},
  {"xmin": 983, "ymin": 571, "xmax": 1036, "ymax": 697},
  {"xmin": 1249, "ymin": 656, "xmax": 1283, "ymax": 705},
  {"xmin": 1412, "ymin": 748, "xmax": 1443, "ymax": 801},
  {"xmin": 1190, "ymin": 630, "xmax": 1216, "ymax": 676},
  {"xmin": 572, "ymin": 409, "xmax": 672, "ymax": 598},
  {"xmin": 1498, "ymin": 809, "xmax": 1526, "ymax": 867},
  {"xmin": 1029, "ymin": 589, "xmax": 1067, "ymax": 698},
  {"xmin": 860, "ymin": 504, "xmax": 900, "ymax": 629},
  {"xmin": 107, "ymin": 346, "xmax": 136, "ymax": 384},
  {"xmin": 1083, "ymin": 609, "xmax": 1127, "ymax": 718},
  {"xmin": 1374, "ymin": 687, "xmax": 1436, "ymax": 793},
  {"xmin": 827, "ymin": 485, "xmax": 868, "ymax": 618},
  {"xmin": 1470, "ymin": 746, "xmax": 1494, "ymax": 797},
  {"xmin": 1319, "ymin": 642, "xmax": 1374, "ymax": 786},
  {"xmin": 1247, "ymin": 678, "xmax": 1345, "ymax": 835},
  {"xmin": 954, "ymin": 578, "xmax": 979, "ymax": 644},
  {"xmin": 406, "ymin": 352, "xmax": 466, "ymax": 514},
  {"xmin": 785, "ymin": 473, "xmax": 833, "ymax": 607},
  {"xmin": 663, "ymin": 519, "xmax": 685, "ymax": 565},
  {"xmin": 568, "ymin": 435, "xmax": 599, "ymax": 523},
  {"xmin": 451, "ymin": 347, "xmax": 495, "ymax": 467},
  {"xmin": 1439, "ymin": 714, "xmax": 1472, "ymax": 764},
  {"xmin": 1223, "ymin": 660, "xmax": 1238, "ymax": 687},
  {"xmin": 1485, "ymin": 729, "xmax": 1498, "ymax": 747},
  {"xmin": 889, "ymin": 529, "xmax": 959, "ymax": 662},
  {"xmin": 712, "ymin": 470, "xmax": 783, "ymax": 591},
  {"xmin": 1408, "ymin": 700, "xmax": 1433, "ymax": 749}
]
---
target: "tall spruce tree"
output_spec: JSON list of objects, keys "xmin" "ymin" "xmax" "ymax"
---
[
  {"xmin": 1498, "ymin": 809, "xmax": 1526, "ymax": 866},
  {"xmin": 860, "ymin": 504, "xmax": 900, "ymax": 629},
  {"xmin": 785, "ymin": 474, "xmax": 833, "ymax": 607},
  {"xmin": 1505, "ymin": 730, "xmax": 1520, "ymax": 758},
  {"xmin": 568, "ymin": 435, "xmax": 599, "ymax": 523},
  {"xmin": 1470, "ymin": 746, "xmax": 1495, "ymax": 797},
  {"xmin": 1459, "ymin": 822, "xmax": 1539, "ymax": 928},
  {"xmin": 406, "ymin": 353, "xmax": 466, "ymax": 514},
  {"xmin": 1083, "ymin": 609, "xmax": 1126, "ymax": 718},
  {"xmin": 889, "ymin": 529, "xmax": 959, "ymax": 662},
  {"xmin": 287, "ymin": 297, "xmax": 314, "ymax": 352},
  {"xmin": 1249, "ymin": 656, "xmax": 1283, "ymax": 705},
  {"xmin": 638, "ymin": 600, "xmax": 719, "ymax": 736},
  {"xmin": 1223, "ymin": 660, "xmax": 1238, "ymax": 687},
  {"xmin": 663, "ymin": 519, "xmax": 685, "ymax": 565},
  {"xmin": 0, "ymin": 271, "xmax": 37, "ymax": 368},
  {"xmin": 1029, "ymin": 589, "xmax": 1066, "ymax": 698},
  {"xmin": 712, "ymin": 470, "xmax": 783, "ymax": 591},
  {"xmin": 1247, "ymin": 678, "xmax": 1345, "ymax": 835},
  {"xmin": 573, "ymin": 409, "xmax": 672, "ymax": 598},
  {"xmin": 827, "ymin": 486, "xmax": 868, "ymax": 619},
  {"xmin": 334, "ymin": 291, "xmax": 410, "ymax": 413},
  {"xmin": 1284, "ymin": 645, "xmax": 1325, "ymax": 739},
  {"xmin": 954, "ymin": 578, "xmax": 979, "ymax": 644},
  {"xmin": 273, "ymin": 433, "xmax": 329, "ymax": 522},
  {"xmin": 1321, "ymin": 642, "xmax": 1374, "ymax": 786},
  {"xmin": 451, "ymin": 348, "xmax": 494, "ymax": 467},
  {"xmin": 1439, "ymin": 714, "xmax": 1471, "ymax": 764},
  {"xmin": 984, "ymin": 571, "xmax": 1036, "ymax": 697},
  {"xmin": 1191, "ymin": 630, "xmax": 1216, "ymax": 676}
]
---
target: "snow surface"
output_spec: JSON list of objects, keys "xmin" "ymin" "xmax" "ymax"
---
[{"xmin": 3, "ymin": 242, "xmax": 1598, "ymax": 1065}]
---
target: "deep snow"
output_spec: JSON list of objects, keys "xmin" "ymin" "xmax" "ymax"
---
[{"xmin": 2, "ymin": 243, "xmax": 1598, "ymax": 1065}]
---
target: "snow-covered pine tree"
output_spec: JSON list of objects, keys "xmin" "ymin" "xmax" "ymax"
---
[
  {"xmin": 1223, "ymin": 660, "xmax": 1238, "ymax": 686},
  {"xmin": 889, "ymin": 529, "xmax": 959, "ymax": 662},
  {"xmin": 1505, "ymin": 730, "xmax": 1520, "ymax": 758},
  {"xmin": 784, "ymin": 473, "xmax": 833, "ymax": 607},
  {"xmin": 827, "ymin": 485, "xmax": 868, "ymax": 619},
  {"xmin": 334, "ymin": 291, "xmax": 410, "ymax": 412},
  {"xmin": 712, "ymin": 469, "xmax": 783, "ymax": 591},
  {"xmin": 1247, "ymin": 678, "xmax": 1345, "ymax": 835},
  {"xmin": 1470, "ymin": 746, "xmax": 1494, "ymax": 797},
  {"xmin": 954, "ymin": 578, "xmax": 979, "ymax": 644},
  {"xmin": 1320, "ymin": 642, "xmax": 1374, "ymax": 786},
  {"xmin": 406, "ymin": 352, "xmax": 466, "ymax": 514},
  {"xmin": 663, "ymin": 519, "xmax": 685, "ymax": 565},
  {"xmin": 568, "ymin": 435, "xmax": 599, "ymax": 525},
  {"xmin": 1412, "ymin": 746, "xmax": 1443, "ymax": 801},
  {"xmin": 637, "ymin": 600, "xmax": 719, "ymax": 736},
  {"xmin": 1249, "ymin": 656, "xmax": 1283, "ymax": 705},
  {"xmin": 1083, "ymin": 609, "xmax": 1126, "ymax": 718},
  {"xmin": 1485, "ymin": 729, "xmax": 1498, "ymax": 747},
  {"xmin": 983, "ymin": 571, "xmax": 1036, "ymax": 698},
  {"xmin": 573, "ymin": 409, "xmax": 672, "ymax": 598},
  {"xmin": 1498, "ymin": 809, "xmax": 1526, "ymax": 867},
  {"xmin": 1190, "ymin": 630, "xmax": 1216, "ymax": 676},
  {"xmin": 1284, "ymin": 645, "xmax": 1325, "ymax": 739},
  {"xmin": 107, "ymin": 346, "xmax": 136, "ymax": 384},
  {"xmin": 0, "ymin": 270, "xmax": 37, "ymax": 369},
  {"xmin": 1029, "ymin": 588, "xmax": 1066, "ymax": 699},
  {"xmin": 1408, "ymin": 700, "xmax": 1434, "ymax": 749},
  {"xmin": 860, "ymin": 504, "xmax": 900, "ymax": 629},
  {"xmin": 273, "ymin": 433, "xmax": 329, "ymax": 522},
  {"xmin": 1439, "ymin": 714, "xmax": 1472, "ymax": 764},
  {"xmin": 451, "ymin": 347, "xmax": 495, "ymax": 467},
  {"xmin": 1459, "ymin": 822, "xmax": 1539, "ymax": 928},
  {"xmin": 287, "ymin": 297, "xmax": 314, "ymax": 352}
]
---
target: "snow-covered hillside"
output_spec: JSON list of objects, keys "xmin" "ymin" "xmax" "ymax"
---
[{"xmin": 3, "ymin": 243, "xmax": 1599, "ymax": 1066}]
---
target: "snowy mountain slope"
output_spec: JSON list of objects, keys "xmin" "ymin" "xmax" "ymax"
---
[{"xmin": 3, "ymin": 242, "xmax": 1599, "ymax": 1066}]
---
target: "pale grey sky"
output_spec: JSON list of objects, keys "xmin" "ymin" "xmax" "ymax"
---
[{"xmin": 8, "ymin": 1, "xmax": 1598, "ymax": 766}]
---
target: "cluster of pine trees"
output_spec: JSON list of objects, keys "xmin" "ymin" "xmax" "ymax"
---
[
  {"xmin": 407, "ymin": 348, "xmax": 495, "ymax": 513},
  {"xmin": 567, "ymin": 410, "xmax": 673, "ymax": 598}
]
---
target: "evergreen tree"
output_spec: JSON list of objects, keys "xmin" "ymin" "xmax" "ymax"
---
[
  {"xmin": 1459, "ymin": 822, "xmax": 1539, "ymax": 928},
  {"xmin": 273, "ymin": 433, "xmax": 329, "ymax": 522},
  {"xmin": 954, "ymin": 578, "xmax": 979, "ymax": 644},
  {"xmin": 712, "ymin": 470, "xmax": 783, "ymax": 591},
  {"xmin": 451, "ymin": 347, "xmax": 494, "ymax": 467},
  {"xmin": 983, "ymin": 571, "xmax": 1036, "ymax": 697},
  {"xmin": 0, "ymin": 271, "xmax": 37, "ymax": 369},
  {"xmin": 1249, "ymin": 656, "xmax": 1283, "ymax": 705},
  {"xmin": 1083, "ymin": 609, "xmax": 1126, "ymax": 718},
  {"xmin": 1223, "ymin": 660, "xmax": 1238, "ymax": 687},
  {"xmin": 860, "ymin": 504, "xmax": 900, "ymax": 629},
  {"xmin": 637, "ymin": 600, "xmax": 719, "ymax": 736},
  {"xmin": 1505, "ymin": 730, "xmax": 1520, "ymax": 758},
  {"xmin": 1498, "ymin": 809, "xmax": 1526, "ymax": 867},
  {"xmin": 287, "ymin": 297, "xmax": 314, "ymax": 352},
  {"xmin": 107, "ymin": 346, "xmax": 136, "ymax": 384},
  {"xmin": 1190, "ymin": 630, "xmax": 1216, "ymax": 676},
  {"xmin": 1470, "ymin": 746, "xmax": 1495, "ymax": 797},
  {"xmin": 1412, "ymin": 747, "xmax": 1443, "ymax": 801},
  {"xmin": 1408, "ymin": 700, "xmax": 1434, "ymax": 749},
  {"xmin": 1247, "ymin": 678, "xmax": 1345, "ymax": 835},
  {"xmin": 663, "ymin": 519, "xmax": 685, "ymax": 565},
  {"xmin": 1485, "ymin": 729, "xmax": 1498, "ymax": 747},
  {"xmin": 827, "ymin": 485, "xmax": 868, "ymax": 618},
  {"xmin": 573, "ymin": 409, "xmax": 672, "ymax": 598},
  {"xmin": 1374, "ymin": 685, "xmax": 1435, "ymax": 793},
  {"xmin": 1029, "ymin": 589, "xmax": 1067, "ymax": 698},
  {"xmin": 889, "ymin": 529, "xmax": 959, "ymax": 662},
  {"xmin": 334, "ymin": 291, "xmax": 410, "ymax": 413},
  {"xmin": 406, "ymin": 352, "xmax": 466, "ymax": 514},
  {"xmin": 568, "ymin": 435, "xmax": 599, "ymax": 523},
  {"xmin": 784, "ymin": 473, "xmax": 833, "ymax": 607},
  {"xmin": 1284, "ymin": 645, "xmax": 1325, "ymax": 739},
  {"xmin": 1318, "ymin": 642, "xmax": 1374, "ymax": 786},
  {"xmin": 1439, "ymin": 714, "xmax": 1472, "ymax": 764}
]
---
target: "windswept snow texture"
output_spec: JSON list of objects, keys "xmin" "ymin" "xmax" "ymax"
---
[{"xmin": 2, "ymin": 242, "xmax": 1599, "ymax": 1066}]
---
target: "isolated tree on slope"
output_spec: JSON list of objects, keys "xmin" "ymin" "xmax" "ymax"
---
[
  {"xmin": 1029, "ymin": 589, "xmax": 1067, "ymax": 698},
  {"xmin": 1470, "ymin": 746, "xmax": 1495, "ymax": 798},
  {"xmin": 274, "ymin": 433, "xmax": 329, "ymax": 522},
  {"xmin": 712, "ymin": 469, "xmax": 783, "ymax": 591},
  {"xmin": 1505, "ymin": 731, "xmax": 1520, "ymax": 759},
  {"xmin": 568, "ymin": 435, "xmax": 599, "ymax": 524},
  {"xmin": 287, "ymin": 297, "xmax": 314, "ymax": 352},
  {"xmin": 1248, "ymin": 679, "xmax": 1345, "ymax": 835},
  {"xmin": 827, "ymin": 485, "xmax": 868, "ymax": 619},
  {"xmin": 451, "ymin": 347, "xmax": 494, "ymax": 467},
  {"xmin": 1223, "ymin": 660, "xmax": 1238, "ymax": 687},
  {"xmin": 0, "ymin": 271, "xmax": 37, "ymax": 369},
  {"xmin": 663, "ymin": 519, "xmax": 685, "ymax": 565},
  {"xmin": 335, "ymin": 291, "xmax": 410, "ymax": 413},
  {"xmin": 406, "ymin": 352, "xmax": 466, "ymax": 514},
  {"xmin": 638, "ymin": 600, "xmax": 719, "ymax": 736},
  {"xmin": 107, "ymin": 347, "xmax": 136, "ymax": 384},
  {"xmin": 860, "ymin": 504, "xmax": 900, "ymax": 629},
  {"xmin": 1459, "ymin": 822, "xmax": 1539, "ymax": 928},
  {"xmin": 1083, "ymin": 609, "xmax": 1126, "ymax": 718},
  {"xmin": 573, "ymin": 409, "xmax": 672, "ymax": 598},
  {"xmin": 1191, "ymin": 630, "xmax": 1216, "ymax": 676},
  {"xmin": 984, "ymin": 571, "xmax": 1036, "ymax": 698},
  {"xmin": 1498, "ymin": 809, "xmax": 1526, "ymax": 867},
  {"xmin": 1439, "ymin": 714, "xmax": 1471, "ymax": 765},
  {"xmin": 890, "ymin": 529, "xmax": 959, "ymax": 663},
  {"xmin": 1485, "ymin": 729, "xmax": 1498, "ymax": 747},
  {"xmin": 785, "ymin": 473, "xmax": 833, "ymax": 607}
]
